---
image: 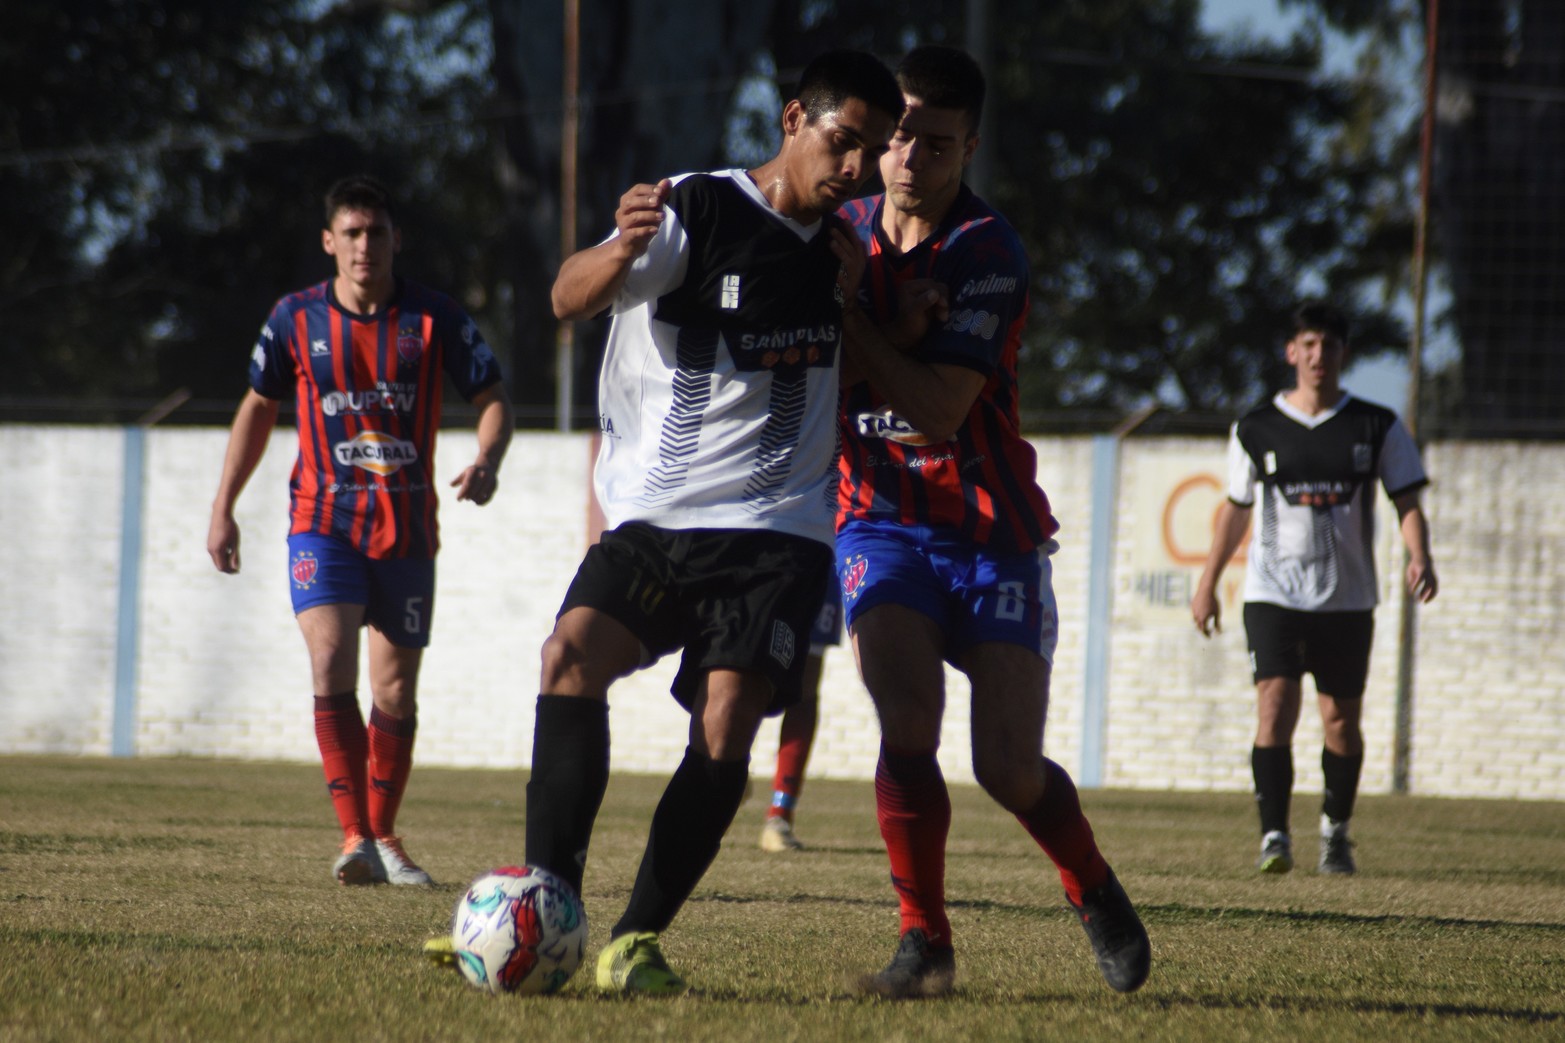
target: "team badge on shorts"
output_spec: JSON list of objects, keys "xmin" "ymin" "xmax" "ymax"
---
[
  {"xmin": 291, "ymin": 550, "xmax": 320, "ymax": 589},
  {"xmin": 841, "ymin": 554, "xmax": 868, "ymax": 604},
  {"xmin": 769, "ymin": 620, "xmax": 796, "ymax": 668}
]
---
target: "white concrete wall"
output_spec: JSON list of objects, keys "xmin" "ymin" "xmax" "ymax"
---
[{"xmin": 2, "ymin": 424, "xmax": 1561, "ymax": 802}]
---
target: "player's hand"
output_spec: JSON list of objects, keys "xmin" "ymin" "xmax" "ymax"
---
[
  {"xmin": 1190, "ymin": 587, "xmax": 1221, "ymax": 637},
  {"xmin": 613, "ymin": 179, "xmax": 672, "ymax": 259},
  {"xmin": 888, "ymin": 278, "xmax": 948, "ymax": 349},
  {"xmin": 829, "ymin": 225, "xmax": 866, "ymax": 310},
  {"xmin": 1406, "ymin": 558, "xmax": 1438, "ymax": 603},
  {"xmin": 208, "ymin": 513, "xmax": 241, "ymax": 574},
  {"xmin": 451, "ymin": 462, "xmax": 499, "ymax": 506}
]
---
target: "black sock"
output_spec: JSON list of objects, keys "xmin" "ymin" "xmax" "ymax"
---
[
  {"xmin": 1252, "ymin": 745, "xmax": 1293, "ymax": 835},
  {"xmin": 524, "ymin": 695, "xmax": 609, "ymax": 895},
  {"xmin": 612, "ymin": 747, "xmax": 749, "ymax": 937},
  {"xmin": 1321, "ymin": 747, "xmax": 1364, "ymax": 824}
]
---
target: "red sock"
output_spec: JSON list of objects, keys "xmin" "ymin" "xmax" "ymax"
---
[
  {"xmin": 876, "ymin": 746, "xmax": 952, "ymax": 947},
  {"xmin": 1016, "ymin": 758, "xmax": 1109, "ymax": 904},
  {"xmin": 313, "ymin": 692, "xmax": 369, "ymax": 839},
  {"xmin": 367, "ymin": 706, "xmax": 417, "ymax": 838},
  {"xmin": 768, "ymin": 701, "xmax": 817, "ymax": 821}
]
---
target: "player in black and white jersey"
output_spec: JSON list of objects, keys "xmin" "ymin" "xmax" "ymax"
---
[
  {"xmin": 528, "ymin": 50, "xmax": 903, "ymax": 995},
  {"xmin": 1191, "ymin": 301, "xmax": 1438, "ymax": 876}
]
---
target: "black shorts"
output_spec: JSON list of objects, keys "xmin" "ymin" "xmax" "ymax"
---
[
  {"xmin": 1243, "ymin": 602, "xmax": 1375, "ymax": 700},
  {"xmin": 559, "ymin": 522, "xmax": 834, "ymax": 715}
]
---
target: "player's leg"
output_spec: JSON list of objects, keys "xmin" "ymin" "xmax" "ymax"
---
[
  {"xmin": 599, "ymin": 528, "xmax": 826, "ymax": 994},
  {"xmin": 356, "ymin": 556, "xmax": 435, "ymax": 884},
  {"xmin": 1245, "ymin": 602, "xmax": 1307, "ymax": 873},
  {"xmin": 289, "ymin": 535, "xmax": 382, "ymax": 885},
  {"xmin": 760, "ymin": 652, "xmax": 820, "ymax": 852},
  {"xmin": 959, "ymin": 542, "xmax": 1148, "ymax": 993},
  {"xmin": 763, "ymin": 583, "xmax": 840, "ymax": 852},
  {"xmin": 528, "ymin": 524, "xmax": 678, "ymax": 904},
  {"xmin": 851, "ymin": 601, "xmax": 956, "ymax": 997},
  {"xmin": 1310, "ymin": 610, "xmax": 1373, "ymax": 874},
  {"xmin": 529, "ymin": 605, "xmax": 643, "ymax": 894}
]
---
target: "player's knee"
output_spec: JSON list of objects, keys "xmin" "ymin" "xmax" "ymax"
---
[{"xmin": 973, "ymin": 750, "xmax": 1043, "ymax": 813}]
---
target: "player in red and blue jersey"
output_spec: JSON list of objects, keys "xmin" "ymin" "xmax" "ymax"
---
[
  {"xmin": 207, "ymin": 175, "xmax": 513, "ymax": 888},
  {"xmin": 835, "ymin": 46, "xmax": 1151, "ymax": 998}
]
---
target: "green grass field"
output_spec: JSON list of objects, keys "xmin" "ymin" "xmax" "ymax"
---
[{"xmin": 3, "ymin": 755, "xmax": 1563, "ymax": 1042}]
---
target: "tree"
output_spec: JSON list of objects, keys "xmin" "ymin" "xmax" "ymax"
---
[{"xmin": 0, "ymin": 0, "xmax": 498, "ymax": 415}]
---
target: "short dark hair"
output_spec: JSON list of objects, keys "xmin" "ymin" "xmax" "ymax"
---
[
  {"xmin": 324, "ymin": 175, "xmax": 395, "ymax": 229},
  {"xmin": 796, "ymin": 49, "xmax": 904, "ymax": 126},
  {"xmin": 1292, "ymin": 300, "xmax": 1350, "ymax": 343},
  {"xmin": 897, "ymin": 45, "xmax": 986, "ymax": 133}
]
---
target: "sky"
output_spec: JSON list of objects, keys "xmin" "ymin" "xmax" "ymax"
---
[{"xmin": 1199, "ymin": 0, "xmax": 1416, "ymax": 414}]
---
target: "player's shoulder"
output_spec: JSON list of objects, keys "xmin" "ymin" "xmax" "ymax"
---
[
  {"xmin": 940, "ymin": 189, "xmax": 1028, "ymax": 272},
  {"xmin": 1338, "ymin": 393, "xmax": 1399, "ymax": 426},
  {"xmin": 272, "ymin": 280, "xmax": 329, "ymax": 317},
  {"xmin": 1234, "ymin": 397, "xmax": 1285, "ymax": 439}
]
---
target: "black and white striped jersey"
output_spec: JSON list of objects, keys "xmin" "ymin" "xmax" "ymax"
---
[
  {"xmin": 1226, "ymin": 392, "xmax": 1428, "ymax": 611},
  {"xmin": 593, "ymin": 170, "xmax": 843, "ymax": 547}
]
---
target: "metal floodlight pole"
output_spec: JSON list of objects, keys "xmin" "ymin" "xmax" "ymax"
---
[
  {"xmin": 555, "ymin": 0, "xmax": 581, "ymax": 433},
  {"xmin": 1392, "ymin": 0, "xmax": 1441, "ymax": 796}
]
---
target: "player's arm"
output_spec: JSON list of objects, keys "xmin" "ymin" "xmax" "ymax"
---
[
  {"xmin": 207, "ymin": 389, "xmax": 281, "ymax": 574},
  {"xmin": 1191, "ymin": 498, "xmax": 1252, "ymax": 637},
  {"xmin": 1392, "ymin": 490, "xmax": 1438, "ymax": 603},
  {"xmin": 552, "ymin": 179, "xmax": 673, "ymax": 320},
  {"xmin": 451, "ymin": 382, "xmax": 515, "ymax": 506}
]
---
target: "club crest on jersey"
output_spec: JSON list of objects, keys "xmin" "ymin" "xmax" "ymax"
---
[
  {"xmin": 841, "ymin": 554, "xmax": 868, "ymax": 602},
  {"xmin": 291, "ymin": 551, "xmax": 319, "ymax": 589},
  {"xmin": 769, "ymin": 619, "xmax": 796, "ymax": 668},
  {"xmin": 333, "ymin": 431, "xmax": 419, "ymax": 476},
  {"xmin": 397, "ymin": 326, "xmax": 423, "ymax": 364},
  {"xmin": 1353, "ymin": 442, "xmax": 1372, "ymax": 473}
]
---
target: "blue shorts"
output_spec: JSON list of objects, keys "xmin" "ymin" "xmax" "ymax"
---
[
  {"xmin": 286, "ymin": 532, "xmax": 436, "ymax": 649},
  {"xmin": 836, "ymin": 520, "xmax": 1059, "ymax": 665}
]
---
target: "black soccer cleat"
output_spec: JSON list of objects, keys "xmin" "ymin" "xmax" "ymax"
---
[
  {"xmin": 856, "ymin": 928, "xmax": 956, "ymax": 999},
  {"xmin": 1067, "ymin": 868, "xmax": 1151, "ymax": 993}
]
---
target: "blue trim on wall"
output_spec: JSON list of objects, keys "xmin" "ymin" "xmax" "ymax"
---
[
  {"xmin": 112, "ymin": 426, "xmax": 145, "ymax": 757},
  {"xmin": 1080, "ymin": 435, "xmax": 1119, "ymax": 787}
]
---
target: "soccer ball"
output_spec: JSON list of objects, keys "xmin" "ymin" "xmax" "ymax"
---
[{"xmin": 450, "ymin": 865, "xmax": 587, "ymax": 995}]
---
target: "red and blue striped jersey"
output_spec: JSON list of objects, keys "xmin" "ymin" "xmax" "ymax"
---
[
  {"xmin": 836, "ymin": 187, "xmax": 1057, "ymax": 553},
  {"xmin": 248, "ymin": 278, "xmax": 503, "ymax": 560}
]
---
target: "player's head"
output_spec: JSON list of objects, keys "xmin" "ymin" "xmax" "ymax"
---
[
  {"xmin": 775, "ymin": 50, "xmax": 902, "ymax": 219},
  {"xmin": 324, "ymin": 174, "xmax": 396, "ymax": 230},
  {"xmin": 882, "ymin": 46, "xmax": 984, "ymax": 221},
  {"xmin": 897, "ymin": 45, "xmax": 985, "ymax": 135},
  {"xmin": 321, "ymin": 174, "xmax": 401, "ymax": 294},
  {"xmin": 1291, "ymin": 300, "xmax": 1350, "ymax": 345},
  {"xmin": 1286, "ymin": 299, "xmax": 1350, "ymax": 390}
]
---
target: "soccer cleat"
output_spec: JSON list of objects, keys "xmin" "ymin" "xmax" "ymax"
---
[
  {"xmin": 856, "ymin": 928, "xmax": 957, "ymax": 999},
  {"xmin": 332, "ymin": 832, "xmax": 386, "ymax": 886},
  {"xmin": 1257, "ymin": 830, "xmax": 1294, "ymax": 874},
  {"xmin": 422, "ymin": 933, "xmax": 457, "ymax": 967},
  {"xmin": 1319, "ymin": 833, "xmax": 1357, "ymax": 875},
  {"xmin": 759, "ymin": 816, "xmax": 805, "ymax": 853},
  {"xmin": 596, "ymin": 931, "xmax": 689, "ymax": 995},
  {"xmin": 374, "ymin": 835, "xmax": 435, "ymax": 886},
  {"xmin": 1068, "ymin": 869, "xmax": 1151, "ymax": 993}
]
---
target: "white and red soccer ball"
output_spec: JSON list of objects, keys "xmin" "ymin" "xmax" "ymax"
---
[{"xmin": 450, "ymin": 865, "xmax": 587, "ymax": 995}]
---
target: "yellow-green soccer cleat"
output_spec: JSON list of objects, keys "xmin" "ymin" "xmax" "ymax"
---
[
  {"xmin": 422, "ymin": 933, "xmax": 457, "ymax": 968},
  {"xmin": 595, "ymin": 931, "xmax": 689, "ymax": 995}
]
